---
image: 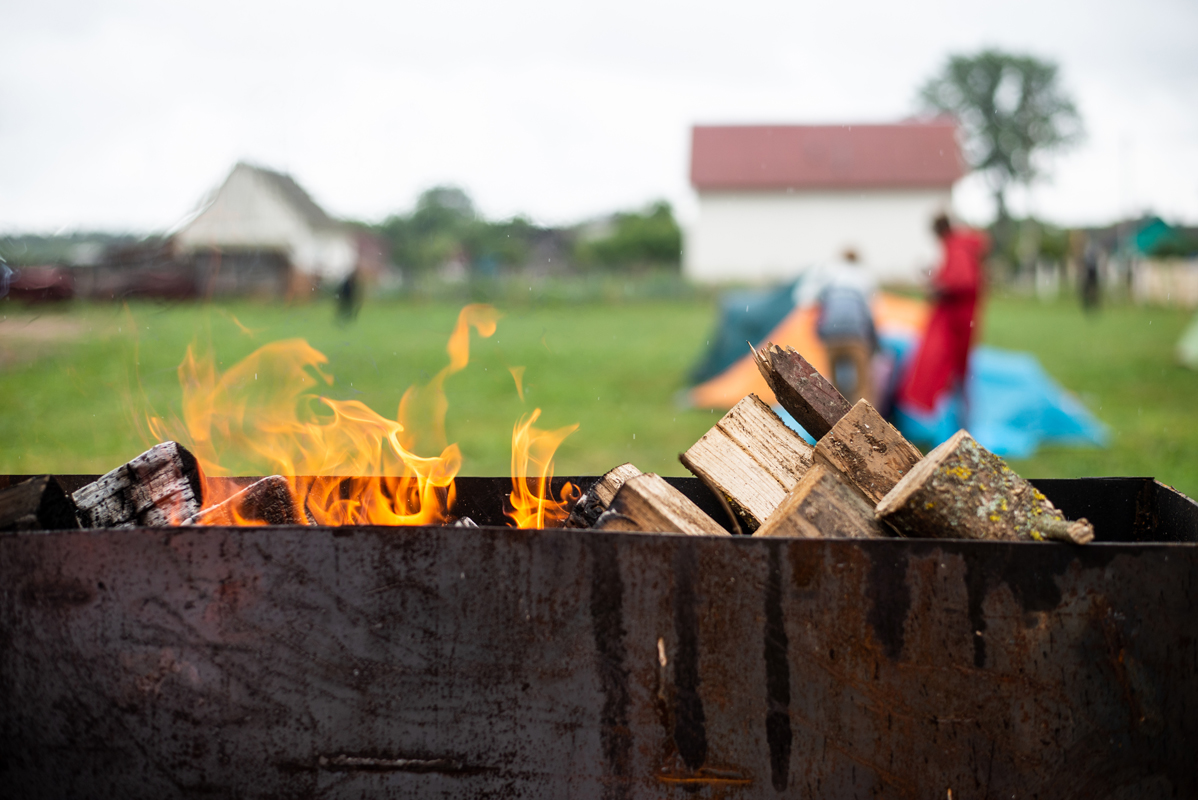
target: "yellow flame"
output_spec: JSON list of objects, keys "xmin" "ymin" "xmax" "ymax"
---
[
  {"xmin": 508, "ymin": 366, "xmax": 526, "ymax": 401},
  {"xmin": 149, "ymin": 305, "xmax": 497, "ymax": 526},
  {"xmin": 146, "ymin": 303, "xmax": 578, "ymax": 529},
  {"xmin": 507, "ymin": 409, "xmax": 580, "ymax": 529}
]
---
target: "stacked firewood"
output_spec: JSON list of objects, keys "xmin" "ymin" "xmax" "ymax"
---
[{"xmin": 566, "ymin": 342, "xmax": 1093, "ymax": 545}]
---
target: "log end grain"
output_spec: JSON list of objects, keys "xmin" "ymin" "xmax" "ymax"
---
[
  {"xmin": 601, "ymin": 473, "xmax": 730, "ymax": 536},
  {"xmin": 681, "ymin": 393, "xmax": 813, "ymax": 532},
  {"xmin": 754, "ymin": 464, "xmax": 888, "ymax": 539}
]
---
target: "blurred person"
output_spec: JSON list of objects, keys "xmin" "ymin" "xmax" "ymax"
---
[
  {"xmin": 811, "ymin": 249, "xmax": 878, "ymax": 404},
  {"xmin": 335, "ymin": 268, "xmax": 361, "ymax": 325},
  {"xmin": 1080, "ymin": 240, "xmax": 1101, "ymax": 312},
  {"xmin": 896, "ymin": 213, "xmax": 988, "ymax": 420}
]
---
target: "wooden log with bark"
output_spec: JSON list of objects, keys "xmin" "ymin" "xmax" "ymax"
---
[
  {"xmin": 563, "ymin": 463, "xmax": 643, "ymax": 529},
  {"xmin": 813, "ymin": 399, "xmax": 923, "ymax": 505},
  {"xmin": 679, "ymin": 394, "xmax": 814, "ymax": 533},
  {"xmin": 0, "ymin": 476, "xmax": 81, "ymax": 532},
  {"xmin": 595, "ymin": 473, "xmax": 730, "ymax": 537},
  {"xmin": 183, "ymin": 476, "xmax": 306, "ymax": 527},
  {"xmin": 876, "ymin": 430, "xmax": 1094, "ymax": 544},
  {"xmin": 754, "ymin": 464, "xmax": 889, "ymax": 540},
  {"xmin": 73, "ymin": 441, "xmax": 204, "ymax": 528},
  {"xmin": 751, "ymin": 341, "xmax": 853, "ymax": 439}
]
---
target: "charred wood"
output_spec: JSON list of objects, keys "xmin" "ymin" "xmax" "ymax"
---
[
  {"xmin": 0, "ymin": 476, "xmax": 80, "ymax": 532},
  {"xmin": 73, "ymin": 441, "xmax": 204, "ymax": 528},
  {"xmin": 563, "ymin": 463, "xmax": 643, "ymax": 529},
  {"xmin": 183, "ymin": 476, "xmax": 305, "ymax": 527}
]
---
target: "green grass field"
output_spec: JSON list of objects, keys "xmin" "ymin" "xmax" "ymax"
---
[{"xmin": 2, "ymin": 290, "xmax": 1195, "ymax": 499}]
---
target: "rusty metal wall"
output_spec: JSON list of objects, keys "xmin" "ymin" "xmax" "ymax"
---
[{"xmin": 2, "ymin": 478, "xmax": 1197, "ymax": 797}]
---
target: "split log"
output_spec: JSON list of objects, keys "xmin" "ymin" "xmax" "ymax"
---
[
  {"xmin": 876, "ymin": 430, "xmax": 1094, "ymax": 544},
  {"xmin": 596, "ymin": 473, "xmax": 730, "ymax": 537},
  {"xmin": 754, "ymin": 464, "xmax": 888, "ymax": 540},
  {"xmin": 0, "ymin": 476, "xmax": 81, "ymax": 532},
  {"xmin": 183, "ymin": 476, "xmax": 305, "ymax": 527},
  {"xmin": 563, "ymin": 463, "xmax": 643, "ymax": 529},
  {"xmin": 813, "ymin": 399, "xmax": 923, "ymax": 505},
  {"xmin": 73, "ymin": 441, "xmax": 204, "ymax": 528},
  {"xmin": 751, "ymin": 341, "xmax": 853, "ymax": 439},
  {"xmin": 680, "ymin": 394, "xmax": 813, "ymax": 533}
]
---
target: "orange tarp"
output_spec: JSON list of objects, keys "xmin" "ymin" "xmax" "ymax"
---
[{"xmin": 686, "ymin": 293, "xmax": 929, "ymax": 410}]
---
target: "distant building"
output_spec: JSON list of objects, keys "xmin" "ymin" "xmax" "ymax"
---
[
  {"xmin": 685, "ymin": 122, "xmax": 966, "ymax": 285},
  {"xmin": 173, "ymin": 162, "xmax": 363, "ymax": 297}
]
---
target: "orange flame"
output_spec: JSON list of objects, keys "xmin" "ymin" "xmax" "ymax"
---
[
  {"xmin": 507, "ymin": 409, "xmax": 580, "ymax": 529},
  {"xmin": 147, "ymin": 304, "xmax": 521, "ymax": 527}
]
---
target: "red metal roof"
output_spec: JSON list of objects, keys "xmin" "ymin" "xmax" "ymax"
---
[{"xmin": 690, "ymin": 122, "xmax": 965, "ymax": 191}]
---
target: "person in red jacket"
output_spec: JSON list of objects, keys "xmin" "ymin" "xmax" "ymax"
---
[{"xmin": 898, "ymin": 213, "xmax": 989, "ymax": 415}]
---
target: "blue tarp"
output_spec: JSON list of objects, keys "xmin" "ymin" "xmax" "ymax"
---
[{"xmin": 773, "ymin": 333, "xmax": 1108, "ymax": 458}]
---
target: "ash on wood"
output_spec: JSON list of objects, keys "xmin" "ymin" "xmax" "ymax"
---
[
  {"xmin": 754, "ymin": 464, "xmax": 888, "ymax": 540},
  {"xmin": 183, "ymin": 476, "xmax": 305, "ymax": 527},
  {"xmin": 814, "ymin": 399, "xmax": 923, "ymax": 505},
  {"xmin": 876, "ymin": 430, "xmax": 1094, "ymax": 544},
  {"xmin": 596, "ymin": 473, "xmax": 730, "ymax": 536},
  {"xmin": 73, "ymin": 441, "xmax": 204, "ymax": 528},
  {"xmin": 680, "ymin": 394, "xmax": 813, "ymax": 533},
  {"xmin": 563, "ymin": 462, "xmax": 642, "ymax": 529},
  {"xmin": 0, "ymin": 476, "xmax": 80, "ymax": 532},
  {"xmin": 752, "ymin": 341, "xmax": 853, "ymax": 439}
]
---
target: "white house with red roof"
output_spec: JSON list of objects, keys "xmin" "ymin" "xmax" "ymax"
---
[{"xmin": 685, "ymin": 121, "xmax": 966, "ymax": 284}]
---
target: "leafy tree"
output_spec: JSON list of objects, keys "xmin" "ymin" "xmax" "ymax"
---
[
  {"xmin": 377, "ymin": 186, "xmax": 535, "ymax": 276},
  {"xmin": 919, "ymin": 49, "xmax": 1083, "ymax": 222},
  {"xmin": 574, "ymin": 201, "xmax": 681, "ymax": 271}
]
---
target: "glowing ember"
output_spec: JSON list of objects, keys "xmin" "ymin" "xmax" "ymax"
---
[{"xmin": 146, "ymin": 304, "xmax": 578, "ymax": 528}]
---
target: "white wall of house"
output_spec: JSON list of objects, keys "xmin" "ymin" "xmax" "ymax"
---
[
  {"xmin": 684, "ymin": 188, "xmax": 953, "ymax": 285},
  {"xmin": 175, "ymin": 166, "xmax": 356, "ymax": 282}
]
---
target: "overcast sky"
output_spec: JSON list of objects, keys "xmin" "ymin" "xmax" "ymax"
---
[{"xmin": 2, "ymin": 0, "xmax": 1196, "ymax": 233}]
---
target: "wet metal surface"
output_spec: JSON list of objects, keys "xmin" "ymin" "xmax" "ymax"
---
[{"xmin": 1, "ymin": 477, "xmax": 1196, "ymax": 798}]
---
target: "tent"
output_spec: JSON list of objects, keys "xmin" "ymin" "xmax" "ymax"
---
[{"xmin": 686, "ymin": 284, "xmax": 1107, "ymax": 458}]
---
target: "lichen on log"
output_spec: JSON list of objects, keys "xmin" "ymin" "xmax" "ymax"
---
[{"xmin": 875, "ymin": 430, "xmax": 1094, "ymax": 544}]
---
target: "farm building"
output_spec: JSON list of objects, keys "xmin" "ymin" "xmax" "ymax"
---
[
  {"xmin": 685, "ymin": 121, "xmax": 966, "ymax": 285},
  {"xmin": 173, "ymin": 162, "xmax": 365, "ymax": 297}
]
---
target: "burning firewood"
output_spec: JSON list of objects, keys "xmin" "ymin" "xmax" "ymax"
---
[
  {"xmin": 595, "ymin": 473, "xmax": 730, "ymax": 536},
  {"xmin": 754, "ymin": 464, "xmax": 888, "ymax": 539},
  {"xmin": 183, "ymin": 476, "xmax": 306, "ymax": 527},
  {"xmin": 73, "ymin": 441, "xmax": 204, "ymax": 528},
  {"xmin": 563, "ymin": 462, "xmax": 643, "ymax": 529},
  {"xmin": 876, "ymin": 430, "xmax": 1094, "ymax": 544},
  {"xmin": 0, "ymin": 476, "xmax": 81, "ymax": 532},
  {"xmin": 679, "ymin": 394, "xmax": 814, "ymax": 533}
]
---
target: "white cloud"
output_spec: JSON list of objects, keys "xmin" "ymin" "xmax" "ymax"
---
[{"xmin": 2, "ymin": 0, "xmax": 1195, "ymax": 231}]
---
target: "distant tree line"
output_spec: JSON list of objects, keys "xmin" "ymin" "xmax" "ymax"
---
[{"xmin": 372, "ymin": 186, "xmax": 681, "ymax": 277}]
